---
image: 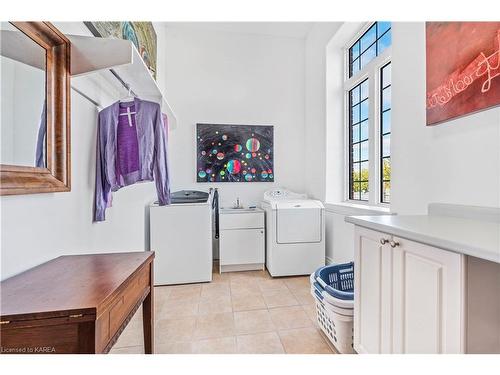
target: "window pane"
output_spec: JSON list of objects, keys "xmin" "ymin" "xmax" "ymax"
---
[
  {"xmin": 382, "ymin": 110, "xmax": 391, "ymax": 134},
  {"xmin": 360, "ymin": 120, "xmax": 369, "ymax": 141},
  {"xmin": 348, "ymin": 79, "xmax": 370, "ymax": 202},
  {"xmin": 353, "ymin": 143, "xmax": 360, "ymax": 162},
  {"xmin": 377, "ymin": 29, "xmax": 392, "ymax": 54},
  {"xmin": 382, "ymin": 158, "xmax": 391, "ymax": 181},
  {"xmin": 360, "ymin": 44, "xmax": 376, "ymax": 69},
  {"xmin": 349, "ymin": 22, "xmax": 391, "ymax": 78},
  {"xmin": 351, "ymin": 58, "xmax": 360, "ymax": 76},
  {"xmin": 360, "ymin": 99, "xmax": 369, "ymax": 121},
  {"xmin": 351, "ymin": 85, "xmax": 360, "ymax": 104},
  {"xmin": 382, "ymin": 134, "xmax": 391, "ymax": 157},
  {"xmin": 352, "ymin": 124, "xmax": 360, "ymax": 143},
  {"xmin": 352, "ymin": 183, "xmax": 361, "ymax": 200},
  {"xmin": 360, "ymin": 161, "xmax": 369, "ymax": 181},
  {"xmin": 378, "ymin": 22, "xmax": 391, "ymax": 37},
  {"xmin": 360, "ymin": 24, "xmax": 376, "ymax": 52},
  {"xmin": 382, "ymin": 180, "xmax": 391, "ymax": 203},
  {"xmin": 352, "ymin": 162, "xmax": 361, "ymax": 181},
  {"xmin": 382, "ymin": 63, "xmax": 391, "ymax": 87},
  {"xmin": 360, "ymin": 80, "xmax": 369, "ymax": 100},
  {"xmin": 351, "ymin": 41, "xmax": 360, "ymax": 60},
  {"xmin": 360, "ymin": 181, "xmax": 369, "ymax": 201},
  {"xmin": 379, "ymin": 61, "xmax": 392, "ymax": 205},
  {"xmin": 351, "ymin": 103, "xmax": 360, "ymax": 124},
  {"xmin": 360, "ymin": 140, "xmax": 369, "ymax": 161},
  {"xmin": 382, "ymin": 87, "xmax": 391, "ymax": 111}
]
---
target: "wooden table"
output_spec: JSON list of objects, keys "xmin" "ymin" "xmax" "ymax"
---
[{"xmin": 0, "ymin": 252, "xmax": 154, "ymax": 354}]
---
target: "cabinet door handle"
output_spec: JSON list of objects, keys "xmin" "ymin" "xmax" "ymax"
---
[
  {"xmin": 380, "ymin": 238, "xmax": 389, "ymax": 245},
  {"xmin": 389, "ymin": 240, "xmax": 400, "ymax": 248}
]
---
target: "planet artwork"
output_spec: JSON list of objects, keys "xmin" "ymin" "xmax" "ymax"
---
[{"xmin": 196, "ymin": 123, "xmax": 274, "ymax": 182}]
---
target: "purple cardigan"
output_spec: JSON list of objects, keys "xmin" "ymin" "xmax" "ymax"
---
[{"xmin": 94, "ymin": 98, "xmax": 171, "ymax": 222}]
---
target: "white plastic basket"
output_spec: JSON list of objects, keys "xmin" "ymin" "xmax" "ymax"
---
[{"xmin": 310, "ymin": 283, "xmax": 355, "ymax": 354}]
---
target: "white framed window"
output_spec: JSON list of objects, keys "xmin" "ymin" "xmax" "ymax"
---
[{"xmin": 344, "ymin": 22, "xmax": 392, "ymax": 206}]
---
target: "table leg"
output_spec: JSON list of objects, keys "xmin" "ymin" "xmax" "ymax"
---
[{"xmin": 142, "ymin": 263, "xmax": 154, "ymax": 354}]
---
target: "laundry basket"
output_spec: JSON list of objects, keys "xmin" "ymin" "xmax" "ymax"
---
[
  {"xmin": 316, "ymin": 261, "xmax": 354, "ymax": 300},
  {"xmin": 310, "ymin": 262, "xmax": 355, "ymax": 354}
]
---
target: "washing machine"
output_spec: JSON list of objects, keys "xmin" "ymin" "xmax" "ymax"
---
[
  {"xmin": 261, "ymin": 188, "xmax": 325, "ymax": 277},
  {"xmin": 149, "ymin": 190, "xmax": 217, "ymax": 285}
]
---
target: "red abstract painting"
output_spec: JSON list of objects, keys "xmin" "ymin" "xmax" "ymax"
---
[{"xmin": 426, "ymin": 22, "xmax": 500, "ymax": 126}]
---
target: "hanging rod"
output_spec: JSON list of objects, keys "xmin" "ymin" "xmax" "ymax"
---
[
  {"xmin": 71, "ymin": 68, "xmax": 139, "ymax": 110},
  {"xmin": 71, "ymin": 85, "xmax": 102, "ymax": 109},
  {"xmin": 110, "ymin": 68, "xmax": 138, "ymax": 97}
]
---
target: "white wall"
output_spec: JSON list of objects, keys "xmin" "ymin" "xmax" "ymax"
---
[
  {"xmin": 305, "ymin": 22, "xmax": 500, "ymax": 264},
  {"xmin": 0, "ymin": 22, "xmax": 309, "ymax": 279},
  {"xmin": 0, "ymin": 22, "xmax": 162, "ymax": 280},
  {"xmin": 304, "ymin": 22, "xmax": 341, "ymax": 201},
  {"xmin": 391, "ymin": 22, "xmax": 500, "ymax": 214},
  {"xmin": 164, "ymin": 25, "xmax": 306, "ymax": 208},
  {"xmin": 305, "ymin": 22, "xmax": 368, "ymax": 264},
  {"xmin": 3, "ymin": 21, "xmax": 496, "ymax": 279}
]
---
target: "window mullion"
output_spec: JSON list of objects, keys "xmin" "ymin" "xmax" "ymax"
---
[{"xmin": 367, "ymin": 69, "xmax": 377, "ymax": 206}]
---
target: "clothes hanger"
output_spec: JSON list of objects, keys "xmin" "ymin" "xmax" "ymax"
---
[
  {"xmin": 119, "ymin": 86, "xmax": 136, "ymax": 105},
  {"xmin": 119, "ymin": 86, "xmax": 137, "ymax": 126}
]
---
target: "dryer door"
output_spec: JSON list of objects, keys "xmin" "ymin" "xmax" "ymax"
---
[{"xmin": 276, "ymin": 201, "xmax": 322, "ymax": 244}]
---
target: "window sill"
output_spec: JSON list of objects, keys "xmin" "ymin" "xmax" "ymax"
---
[{"xmin": 324, "ymin": 201, "xmax": 395, "ymax": 217}]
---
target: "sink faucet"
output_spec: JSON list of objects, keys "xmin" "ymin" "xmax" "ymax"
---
[{"xmin": 234, "ymin": 197, "xmax": 242, "ymax": 209}]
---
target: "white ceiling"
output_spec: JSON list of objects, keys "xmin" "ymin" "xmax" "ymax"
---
[{"xmin": 164, "ymin": 22, "xmax": 314, "ymax": 39}]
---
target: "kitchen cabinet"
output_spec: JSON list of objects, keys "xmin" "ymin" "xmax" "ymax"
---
[
  {"xmin": 219, "ymin": 208, "xmax": 265, "ymax": 273},
  {"xmin": 354, "ymin": 226, "xmax": 466, "ymax": 354}
]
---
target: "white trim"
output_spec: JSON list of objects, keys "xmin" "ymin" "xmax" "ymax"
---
[{"xmin": 324, "ymin": 201, "xmax": 393, "ymax": 216}]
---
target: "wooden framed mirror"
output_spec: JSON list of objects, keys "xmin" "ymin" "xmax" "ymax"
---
[{"xmin": 0, "ymin": 22, "xmax": 70, "ymax": 195}]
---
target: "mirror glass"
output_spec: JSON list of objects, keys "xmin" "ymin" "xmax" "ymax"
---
[{"xmin": 1, "ymin": 22, "xmax": 46, "ymax": 167}]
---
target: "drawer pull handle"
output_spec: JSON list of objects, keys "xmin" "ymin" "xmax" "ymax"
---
[
  {"xmin": 389, "ymin": 240, "xmax": 400, "ymax": 248},
  {"xmin": 69, "ymin": 314, "xmax": 83, "ymax": 318},
  {"xmin": 380, "ymin": 238, "xmax": 389, "ymax": 245},
  {"xmin": 0, "ymin": 320, "xmax": 10, "ymax": 325}
]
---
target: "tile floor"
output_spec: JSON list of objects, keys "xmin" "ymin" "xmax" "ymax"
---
[{"xmin": 110, "ymin": 268, "xmax": 335, "ymax": 354}]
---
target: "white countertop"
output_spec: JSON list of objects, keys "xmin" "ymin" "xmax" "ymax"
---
[
  {"xmin": 346, "ymin": 214, "xmax": 500, "ymax": 264},
  {"xmin": 219, "ymin": 207, "xmax": 264, "ymax": 214}
]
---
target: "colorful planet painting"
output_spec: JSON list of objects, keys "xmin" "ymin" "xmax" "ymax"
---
[
  {"xmin": 196, "ymin": 124, "xmax": 274, "ymax": 182},
  {"xmin": 246, "ymin": 137, "xmax": 260, "ymax": 152},
  {"xmin": 226, "ymin": 159, "xmax": 241, "ymax": 174}
]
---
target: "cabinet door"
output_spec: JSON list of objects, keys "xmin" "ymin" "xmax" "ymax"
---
[
  {"xmin": 392, "ymin": 237, "xmax": 465, "ymax": 353},
  {"xmin": 219, "ymin": 229, "xmax": 265, "ymax": 266},
  {"xmin": 354, "ymin": 227, "xmax": 393, "ymax": 354}
]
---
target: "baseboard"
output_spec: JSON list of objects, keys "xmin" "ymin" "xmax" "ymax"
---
[{"xmin": 220, "ymin": 263, "xmax": 264, "ymax": 273}]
